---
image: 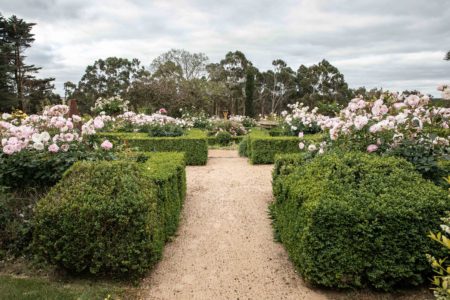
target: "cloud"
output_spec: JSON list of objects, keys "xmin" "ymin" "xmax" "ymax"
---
[{"xmin": 1, "ymin": 0, "xmax": 449, "ymax": 96}]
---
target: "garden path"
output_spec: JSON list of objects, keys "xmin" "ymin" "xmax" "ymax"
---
[{"xmin": 139, "ymin": 150, "xmax": 326, "ymax": 300}]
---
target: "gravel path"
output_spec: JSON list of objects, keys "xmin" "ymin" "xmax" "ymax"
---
[{"xmin": 140, "ymin": 150, "xmax": 326, "ymax": 300}]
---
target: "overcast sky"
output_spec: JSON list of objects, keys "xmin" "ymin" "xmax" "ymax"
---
[{"xmin": 1, "ymin": 0, "xmax": 449, "ymax": 96}]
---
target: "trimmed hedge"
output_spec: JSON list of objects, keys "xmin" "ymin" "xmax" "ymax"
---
[
  {"xmin": 207, "ymin": 135, "xmax": 244, "ymax": 146},
  {"xmin": 247, "ymin": 129, "xmax": 322, "ymax": 164},
  {"xmin": 32, "ymin": 152, "xmax": 186, "ymax": 278},
  {"xmin": 98, "ymin": 129, "xmax": 208, "ymax": 165},
  {"xmin": 271, "ymin": 152, "xmax": 450, "ymax": 290}
]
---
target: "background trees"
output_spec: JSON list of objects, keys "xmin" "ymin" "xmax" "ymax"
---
[
  {"xmin": 0, "ymin": 15, "xmax": 361, "ymax": 116},
  {"xmin": 0, "ymin": 14, "xmax": 56, "ymax": 113}
]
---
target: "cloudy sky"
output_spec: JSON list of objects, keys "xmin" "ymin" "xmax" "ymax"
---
[{"xmin": 1, "ymin": 0, "xmax": 449, "ymax": 96}]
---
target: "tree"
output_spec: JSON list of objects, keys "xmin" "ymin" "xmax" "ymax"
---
[
  {"xmin": 0, "ymin": 26, "xmax": 16, "ymax": 111},
  {"xmin": 268, "ymin": 59, "xmax": 297, "ymax": 113},
  {"xmin": 244, "ymin": 68, "xmax": 255, "ymax": 117},
  {"xmin": 297, "ymin": 59, "xmax": 350, "ymax": 106},
  {"xmin": 63, "ymin": 81, "xmax": 77, "ymax": 100},
  {"xmin": 151, "ymin": 49, "xmax": 208, "ymax": 80},
  {"xmin": 0, "ymin": 15, "xmax": 40, "ymax": 110},
  {"xmin": 219, "ymin": 51, "xmax": 252, "ymax": 114},
  {"xmin": 445, "ymin": 51, "xmax": 449, "ymax": 60},
  {"xmin": 73, "ymin": 57, "xmax": 148, "ymax": 112}
]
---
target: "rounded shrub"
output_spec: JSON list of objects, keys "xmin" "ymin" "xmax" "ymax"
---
[
  {"xmin": 215, "ymin": 131, "xmax": 232, "ymax": 146},
  {"xmin": 271, "ymin": 152, "xmax": 450, "ymax": 290},
  {"xmin": 32, "ymin": 161, "xmax": 162, "ymax": 278}
]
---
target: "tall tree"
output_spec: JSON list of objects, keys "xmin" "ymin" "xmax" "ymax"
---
[
  {"xmin": 0, "ymin": 15, "xmax": 40, "ymax": 110},
  {"xmin": 219, "ymin": 51, "xmax": 252, "ymax": 114},
  {"xmin": 445, "ymin": 51, "xmax": 450, "ymax": 61},
  {"xmin": 269, "ymin": 59, "xmax": 296, "ymax": 113},
  {"xmin": 297, "ymin": 59, "xmax": 350, "ymax": 106},
  {"xmin": 244, "ymin": 67, "xmax": 255, "ymax": 117},
  {"xmin": 73, "ymin": 57, "xmax": 148, "ymax": 112},
  {"xmin": 151, "ymin": 49, "xmax": 208, "ymax": 80}
]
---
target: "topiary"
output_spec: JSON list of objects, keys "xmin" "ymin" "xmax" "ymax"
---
[
  {"xmin": 32, "ymin": 161, "xmax": 162, "ymax": 278},
  {"xmin": 271, "ymin": 152, "xmax": 450, "ymax": 290}
]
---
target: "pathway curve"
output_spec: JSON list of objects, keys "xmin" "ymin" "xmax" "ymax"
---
[{"xmin": 139, "ymin": 150, "xmax": 327, "ymax": 300}]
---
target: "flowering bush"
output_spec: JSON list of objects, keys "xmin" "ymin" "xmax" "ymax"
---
[
  {"xmin": 280, "ymin": 103, "xmax": 324, "ymax": 136},
  {"xmin": 316, "ymin": 93, "xmax": 450, "ymax": 179},
  {"xmin": 208, "ymin": 119, "xmax": 247, "ymax": 137},
  {"xmin": 0, "ymin": 105, "xmax": 115, "ymax": 188},
  {"xmin": 179, "ymin": 109, "xmax": 212, "ymax": 129},
  {"xmin": 228, "ymin": 115, "xmax": 257, "ymax": 128},
  {"xmin": 438, "ymin": 84, "xmax": 450, "ymax": 100},
  {"xmin": 91, "ymin": 96, "xmax": 129, "ymax": 115}
]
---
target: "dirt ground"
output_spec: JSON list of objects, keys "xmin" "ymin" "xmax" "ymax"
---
[{"xmin": 139, "ymin": 150, "xmax": 326, "ymax": 299}]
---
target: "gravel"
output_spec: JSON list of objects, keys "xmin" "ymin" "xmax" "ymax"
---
[{"xmin": 139, "ymin": 150, "xmax": 327, "ymax": 300}]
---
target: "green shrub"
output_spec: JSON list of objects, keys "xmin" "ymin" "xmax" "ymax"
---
[
  {"xmin": 238, "ymin": 136, "xmax": 248, "ymax": 157},
  {"xmin": 142, "ymin": 123, "xmax": 184, "ymax": 137},
  {"xmin": 271, "ymin": 152, "xmax": 449, "ymax": 290},
  {"xmin": 32, "ymin": 153, "xmax": 186, "ymax": 278},
  {"xmin": 97, "ymin": 129, "xmax": 208, "ymax": 165},
  {"xmin": 247, "ymin": 129, "xmax": 322, "ymax": 164},
  {"xmin": 215, "ymin": 131, "xmax": 232, "ymax": 146},
  {"xmin": 0, "ymin": 148, "xmax": 115, "ymax": 189}
]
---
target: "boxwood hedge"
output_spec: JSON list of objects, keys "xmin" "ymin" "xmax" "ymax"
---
[
  {"xmin": 246, "ymin": 129, "xmax": 322, "ymax": 164},
  {"xmin": 97, "ymin": 129, "xmax": 208, "ymax": 165},
  {"xmin": 271, "ymin": 152, "xmax": 449, "ymax": 290},
  {"xmin": 32, "ymin": 152, "xmax": 186, "ymax": 278}
]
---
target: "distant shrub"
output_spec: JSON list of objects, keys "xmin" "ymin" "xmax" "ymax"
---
[
  {"xmin": 143, "ymin": 123, "xmax": 184, "ymax": 137},
  {"xmin": 271, "ymin": 152, "xmax": 449, "ymax": 290},
  {"xmin": 238, "ymin": 136, "xmax": 248, "ymax": 157},
  {"xmin": 215, "ymin": 131, "xmax": 232, "ymax": 146}
]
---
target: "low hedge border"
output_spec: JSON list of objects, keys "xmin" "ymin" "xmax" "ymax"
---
[
  {"xmin": 245, "ymin": 129, "xmax": 323, "ymax": 164},
  {"xmin": 271, "ymin": 152, "xmax": 450, "ymax": 290},
  {"xmin": 97, "ymin": 129, "xmax": 208, "ymax": 165},
  {"xmin": 32, "ymin": 152, "xmax": 186, "ymax": 278},
  {"xmin": 207, "ymin": 135, "xmax": 244, "ymax": 146}
]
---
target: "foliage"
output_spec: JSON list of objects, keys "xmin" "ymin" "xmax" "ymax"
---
[
  {"xmin": 0, "ymin": 146, "xmax": 115, "ymax": 189},
  {"xmin": 33, "ymin": 154, "xmax": 186, "ymax": 278},
  {"xmin": 428, "ymin": 176, "xmax": 450, "ymax": 300},
  {"xmin": 97, "ymin": 129, "xmax": 208, "ymax": 165},
  {"xmin": 0, "ymin": 14, "xmax": 56, "ymax": 113},
  {"xmin": 208, "ymin": 119, "xmax": 247, "ymax": 137},
  {"xmin": 271, "ymin": 152, "xmax": 449, "ymax": 290},
  {"xmin": 144, "ymin": 122, "xmax": 184, "ymax": 137},
  {"xmin": 179, "ymin": 108, "xmax": 211, "ymax": 129},
  {"xmin": 91, "ymin": 96, "xmax": 129, "ymax": 115},
  {"xmin": 297, "ymin": 59, "xmax": 351, "ymax": 107},
  {"xmin": 247, "ymin": 128, "xmax": 323, "ymax": 164},
  {"xmin": 245, "ymin": 68, "xmax": 255, "ymax": 117},
  {"xmin": 238, "ymin": 136, "xmax": 248, "ymax": 157},
  {"xmin": 215, "ymin": 131, "xmax": 232, "ymax": 146}
]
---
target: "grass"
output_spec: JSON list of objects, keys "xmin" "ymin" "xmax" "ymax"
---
[{"xmin": 0, "ymin": 274, "xmax": 135, "ymax": 300}]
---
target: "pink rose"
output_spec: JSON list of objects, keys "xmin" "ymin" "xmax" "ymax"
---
[
  {"xmin": 2, "ymin": 144, "xmax": 15, "ymax": 155},
  {"xmin": 101, "ymin": 140, "xmax": 113, "ymax": 150},
  {"xmin": 367, "ymin": 144, "xmax": 378, "ymax": 153},
  {"xmin": 48, "ymin": 143, "xmax": 59, "ymax": 153}
]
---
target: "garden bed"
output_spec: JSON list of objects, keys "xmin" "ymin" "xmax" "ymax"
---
[{"xmin": 97, "ymin": 129, "xmax": 208, "ymax": 165}]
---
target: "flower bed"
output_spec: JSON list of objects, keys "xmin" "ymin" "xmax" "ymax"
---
[
  {"xmin": 243, "ymin": 129, "xmax": 323, "ymax": 164},
  {"xmin": 271, "ymin": 152, "xmax": 449, "ymax": 290},
  {"xmin": 33, "ymin": 152, "xmax": 186, "ymax": 278},
  {"xmin": 97, "ymin": 129, "xmax": 208, "ymax": 165}
]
